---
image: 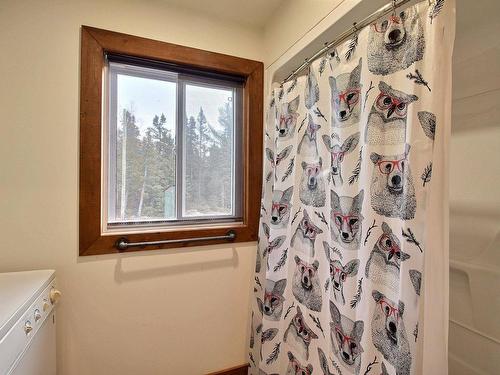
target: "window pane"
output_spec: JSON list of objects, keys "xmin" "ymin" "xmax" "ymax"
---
[
  {"xmin": 108, "ymin": 65, "xmax": 177, "ymax": 223},
  {"xmin": 183, "ymin": 83, "xmax": 235, "ymax": 217}
]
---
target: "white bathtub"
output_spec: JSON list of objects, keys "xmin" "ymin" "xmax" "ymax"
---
[{"xmin": 449, "ymin": 204, "xmax": 500, "ymax": 375}]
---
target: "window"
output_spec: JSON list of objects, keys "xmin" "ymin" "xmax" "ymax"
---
[
  {"xmin": 106, "ymin": 60, "xmax": 242, "ymax": 227},
  {"xmin": 80, "ymin": 26, "xmax": 263, "ymax": 255}
]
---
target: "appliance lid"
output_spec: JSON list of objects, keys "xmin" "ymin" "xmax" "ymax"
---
[{"xmin": 0, "ymin": 270, "xmax": 55, "ymax": 339}]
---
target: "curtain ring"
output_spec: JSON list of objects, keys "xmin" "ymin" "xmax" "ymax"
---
[
  {"xmin": 392, "ymin": 0, "xmax": 398, "ymax": 16},
  {"xmin": 352, "ymin": 22, "xmax": 358, "ymax": 32}
]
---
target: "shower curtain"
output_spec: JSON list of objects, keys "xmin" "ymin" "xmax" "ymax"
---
[{"xmin": 250, "ymin": 1, "xmax": 455, "ymax": 374}]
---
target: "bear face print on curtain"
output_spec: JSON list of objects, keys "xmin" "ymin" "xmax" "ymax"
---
[{"xmin": 250, "ymin": 1, "xmax": 454, "ymax": 374}]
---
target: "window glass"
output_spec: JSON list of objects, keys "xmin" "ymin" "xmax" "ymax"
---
[
  {"xmin": 183, "ymin": 83, "xmax": 235, "ymax": 217},
  {"xmin": 106, "ymin": 62, "xmax": 241, "ymax": 228}
]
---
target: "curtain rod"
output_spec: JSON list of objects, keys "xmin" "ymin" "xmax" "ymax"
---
[{"xmin": 280, "ymin": 0, "xmax": 415, "ymax": 85}]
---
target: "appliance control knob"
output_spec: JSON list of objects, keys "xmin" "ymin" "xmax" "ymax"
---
[
  {"xmin": 24, "ymin": 321, "xmax": 33, "ymax": 335},
  {"xmin": 42, "ymin": 299, "xmax": 50, "ymax": 312},
  {"xmin": 34, "ymin": 309, "xmax": 42, "ymax": 322},
  {"xmin": 49, "ymin": 288, "xmax": 61, "ymax": 305}
]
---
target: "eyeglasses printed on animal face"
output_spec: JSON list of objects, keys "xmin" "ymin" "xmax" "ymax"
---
[
  {"xmin": 330, "ymin": 264, "xmax": 347, "ymax": 281},
  {"xmin": 378, "ymin": 234, "xmax": 402, "ymax": 259},
  {"xmin": 376, "ymin": 158, "xmax": 406, "ymax": 175},
  {"xmin": 375, "ymin": 92, "xmax": 409, "ymax": 116},
  {"xmin": 378, "ymin": 299, "xmax": 400, "ymax": 321},
  {"xmin": 297, "ymin": 261, "xmax": 316, "ymax": 277},
  {"xmin": 372, "ymin": 13, "xmax": 406, "ymax": 33},
  {"xmin": 330, "ymin": 151, "xmax": 345, "ymax": 162},
  {"xmin": 271, "ymin": 202, "xmax": 288, "ymax": 213},
  {"xmin": 334, "ymin": 326, "xmax": 360, "ymax": 355},
  {"xmin": 335, "ymin": 88, "xmax": 361, "ymax": 108},
  {"xmin": 264, "ymin": 291, "xmax": 283, "ymax": 304},
  {"xmin": 305, "ymin": 165, "xmax": 320, "ymax": 175},
  {"xmin": 331, "ymin": 212, "xmax": 359, "ymax": 228},
  {"xmin": 279, "ymin": 115, "xmax": 295, "ymax": 127}
]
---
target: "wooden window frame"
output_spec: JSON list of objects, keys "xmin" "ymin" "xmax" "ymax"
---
[{"xmin": 79, "ymin": 26, "xmax": 263, "ymax": 256}]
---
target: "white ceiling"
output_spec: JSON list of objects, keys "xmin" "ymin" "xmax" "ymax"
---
[{"xmin": 161, "ymin": 0, "xmax": 285, "ymax": 29}]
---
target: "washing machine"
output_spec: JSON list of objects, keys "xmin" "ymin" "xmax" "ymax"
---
[{"xmin": 0, "ymin": 270, "xmax": 60, "ymax": 375}]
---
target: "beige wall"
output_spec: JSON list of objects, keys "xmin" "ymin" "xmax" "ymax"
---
[
  {"xmin": 0, "ymin": 0, "xmax": 263, "ymax": 374},
  {"xmin": 263, "ymin": 0, "xmax": 341, "ymax": 67}
]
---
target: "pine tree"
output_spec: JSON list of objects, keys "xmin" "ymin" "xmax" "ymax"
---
[
  {"xmin": 184, "ymin": 114, "xmax": 199, "ymax": 214},
  {"xmin": 116, "ymin": 108, "xmax": 143, "ymax": 220},
  {"xmin": 114, "ymin": 99, "xmax": 235, "ymax": 221},
  {"xmin": 196, "ymin": 107, "xmax": 212, "ymax": 210},
  {"xmin": 207, "ymin": 101, "xmax": 233, "ymax": 212},
  {"xmin": 140, "ymin": 113, "xmax": 175, "ymax": 219}
]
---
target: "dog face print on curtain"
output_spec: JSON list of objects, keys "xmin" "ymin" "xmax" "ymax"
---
[{"xmin": 251, "ymin": 1, "xmax": 454, "ymax": 374}]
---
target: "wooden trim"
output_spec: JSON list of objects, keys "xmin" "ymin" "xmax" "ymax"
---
[
  {"xmin": 205, "ymin": 363, "xmax": 249, "ymax": 375},
  {"xmin": 79, "ymin": 26, "xmax": 263, "ymax": 256}
]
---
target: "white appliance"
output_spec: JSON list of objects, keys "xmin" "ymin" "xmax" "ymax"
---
[{"xmin": 0, "ymin": 270, "xmax": 60, "ymax": 375}]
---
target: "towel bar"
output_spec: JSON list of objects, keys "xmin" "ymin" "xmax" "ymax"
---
[{"xmin": 115, "ymin": 230, "xmax": 236, "ymax": 251}]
